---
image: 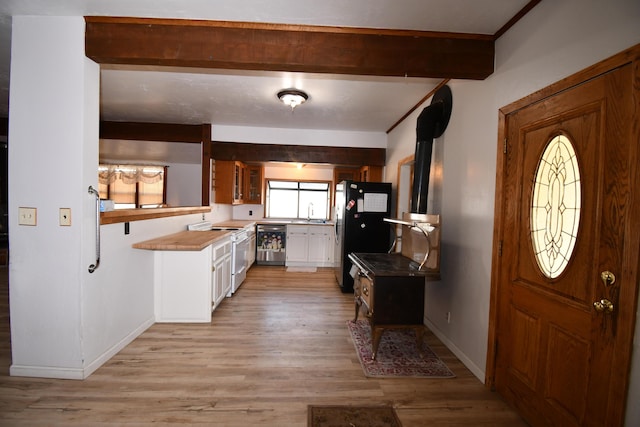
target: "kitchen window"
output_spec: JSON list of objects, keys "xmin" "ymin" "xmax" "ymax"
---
[
  {"xmin": 98, "ymin": 165, "xmax": 167, "ymax": 209},
  {"xmin": 265, "ymin": 180, "xmax": 330, "ymax": 220}
]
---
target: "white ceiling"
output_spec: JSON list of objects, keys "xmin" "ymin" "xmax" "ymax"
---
[
  {"xmin": 0, "ymin": 0, "xmax": 532, "ymax": 151},
  {"xmin": 100, "ymin": 65, "xmax": 443, "ymax": 132}
]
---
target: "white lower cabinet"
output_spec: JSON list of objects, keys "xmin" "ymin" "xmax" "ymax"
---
[
  {"xmin": 286, "ymin": 225, "xmax": 309, "ymax": 263},
  {"xmin": 308, "ymin": 227, "xmax": 333, "ymax": 265},
  {"xmin": 285, "ymin": 224, "xmax": 333, "ymax": 267},
  {"xmin": 212, "ymin": 239, "xmax": 232, "ymax": 309},
  {"xmin": 154, "ymin": 237, "xmax": 231, "ymax": 323}
]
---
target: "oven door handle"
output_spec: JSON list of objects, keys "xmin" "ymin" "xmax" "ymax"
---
[{"xmin": 234, "ymin": 235, "xmax": 249, "ymax": 244}]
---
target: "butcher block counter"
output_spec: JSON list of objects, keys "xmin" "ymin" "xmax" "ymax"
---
[
  {"xmin": 132, "ymin": 230, "xmax": 231, "ymax": 251},
  {"xmin": 132, "ymin": 229, "xmax": 236, "ymax": 323}
]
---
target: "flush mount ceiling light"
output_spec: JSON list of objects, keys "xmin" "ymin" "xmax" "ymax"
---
[{"xmin": 277, "ymin": 89, "xmax": 308, "ymax": 110}]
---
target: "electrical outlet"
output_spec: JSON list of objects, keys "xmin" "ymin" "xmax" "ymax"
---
[
  {"xmin": 18, "ymin": 207, "xmax": 37, "ymax": 226},
  {"xmin": 59, "ymin": 208, "xmax": 71, "ymax": 226}
]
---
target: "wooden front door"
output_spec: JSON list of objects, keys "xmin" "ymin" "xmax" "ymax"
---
[{"xmin": 488, "ymin": 47, "xmax": 639, "ymax": 427}]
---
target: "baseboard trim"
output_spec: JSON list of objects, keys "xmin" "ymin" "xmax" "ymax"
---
[
  {"xmin": 424, "ymin": 317, "xmax": 486, "ymax": 383},
  {"xmin": 82, "ymin": 317, "xmax": 155, "ymax": 378},
  {"xmin": 10, "ymin": 317, "xmax": 155, "ymax": 380},
  {"xmin": 9, "ymin": 364, "xmax": 86, "ymax": 380}
]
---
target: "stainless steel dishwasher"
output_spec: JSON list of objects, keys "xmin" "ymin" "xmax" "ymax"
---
[{"xmin": 256, "ymin": 224, "xmax": 286, "ymax": 265}]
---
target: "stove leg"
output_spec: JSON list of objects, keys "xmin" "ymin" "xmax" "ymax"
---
[
  {"xmin": 415, "ymin": 326, "xmax": 425, "ymax": 357},
  {"xmin": 371, "ymin": 327, "xmax": 384, "ymax": 360}
]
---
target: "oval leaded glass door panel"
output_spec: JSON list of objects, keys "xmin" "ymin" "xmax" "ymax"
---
[{"xmin": 530, "ymin": 134, "xmax": 581, "ymax": 279}]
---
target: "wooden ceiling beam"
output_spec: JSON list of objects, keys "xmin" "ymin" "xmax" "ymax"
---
[
  {"xmin": 100, "ymin": 121, "xmax": 203, "ymax": 143},
  {"xmin": 211, "ymin": 141, "xmax": 386, "ymax": 167},
  {"xmin": 85, "ymin": 17, "xmax": 494, "ymax": 79}
]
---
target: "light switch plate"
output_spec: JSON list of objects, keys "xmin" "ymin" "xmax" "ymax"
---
[
  {"xmin": 59, "ymin": 208, "xmax": 71, "ymax": 226},
  {"xmin": 18, "ymin": 207, "xmax": 37, "ymax": 226}
]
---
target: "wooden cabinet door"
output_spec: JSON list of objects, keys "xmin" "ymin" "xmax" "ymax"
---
[
  {"xmin": 232, "ymin": 161, "xmax": 244, "ymax": 204},
  {"xmin": 212, "ymin": 239, "xmax": 231, "ymax": 310},
  {"xmin": 359, "ymin": 166, "xmax": 383, "ymax": 182},
  {"xmin": 214, "ymin": 160, "xmax": 234, "ymax": 204},
  {"xmin": 212, "ymin": 257, "xmax": 223, "ymax": 309},
  {"xmin": 214, "ymin": 160, "xmax": 247, "ymax": 205},
  {"xmin": 221, "ymin": 253, "xmax": 231, "ymax": 297},
  {"xmin": 244, "ymin": 164, "xmax": 263, "ymax": 204},
  {"xmin": 333, "ymin": 167, "xmax": 358, "ymax": 184},
  {"xmin": 286, "ymin": 225, "xmax": 308, "ymax": 262},
  {"xmin": 308, "ymin": 226, "xmax": 331, "ymax": 263}
]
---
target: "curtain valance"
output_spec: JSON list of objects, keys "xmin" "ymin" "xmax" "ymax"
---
[{"xmin": 99, "ymin": 165, "xmax": 164, "ymax": 185}]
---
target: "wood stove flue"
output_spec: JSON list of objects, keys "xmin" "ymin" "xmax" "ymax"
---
[{"xmin": 410, "ymin": 85, "xmax": 452, "ymax": 214}]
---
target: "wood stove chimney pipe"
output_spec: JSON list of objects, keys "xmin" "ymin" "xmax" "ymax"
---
[{"xmin": 410, "ymin": 85, "xmax": 452, "ymax": 214}]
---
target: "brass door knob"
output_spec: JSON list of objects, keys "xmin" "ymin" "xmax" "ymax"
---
[{"xmin": 593, "ymin": 298, "xmax": 614, "ymax": 313}]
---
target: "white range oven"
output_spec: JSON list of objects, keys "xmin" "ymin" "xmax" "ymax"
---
[
  {"xmin": 225, "ymin": 226, "xmax": 249, "ymax": 296},
  {"xmin": 187, "ymin": 221, "xmax": 249, "ymax": 296}
]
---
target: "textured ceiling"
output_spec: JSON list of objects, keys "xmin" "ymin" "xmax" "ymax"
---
[{"xmin": 0, "ymin": 0, "xmax": 533, "ymax": 163}]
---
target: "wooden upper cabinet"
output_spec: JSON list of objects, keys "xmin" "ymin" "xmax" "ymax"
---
[
  {"xmin": 333, "ymin": 166, "xmax": 383, "ymax": 184},
  {"xmin": 244, "ymin": 164, "xmax": 264, "ymax": 205},
  {"xmin": 214, "ymin": 160, "xmax": 244, "ymax": 205},
  {"xmin": 215, "ymin": 160, "xmax": 263, "ymax": 205},
  {"xmin": 333, "ymin": 167, "xmax": 359, "ymax": 184},
  {"xmin": 359, "ymin": 166, "xmax": 383, "ymax": 182},
  {"xmin": 216, "ymin": 162, "xmax": 380, "ymax": 205}
]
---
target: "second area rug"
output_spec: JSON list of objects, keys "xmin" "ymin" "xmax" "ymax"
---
[
  {"xmin": 347, "ymin": 320, "xmax": 455, "ymax": 378},
  {"xmin": 308, "ymin": 405, "xmax": 402, "ymax": 427}
]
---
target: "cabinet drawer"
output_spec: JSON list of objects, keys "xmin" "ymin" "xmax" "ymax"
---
[{"xmin": 213, "ymin": 240, "xmax": 231, "ymax": 259}]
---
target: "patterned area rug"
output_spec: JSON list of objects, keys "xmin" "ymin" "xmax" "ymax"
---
[
  {"xmin": 308, "ymin": 405, "xmax": 402, "ymax": 427},
  {"xmin": 348, "ymin": 320, "xmax": 455, "ymax": 378}
]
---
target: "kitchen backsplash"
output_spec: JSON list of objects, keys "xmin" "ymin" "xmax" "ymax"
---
[{"xmin": 232, "ymin": 203, "xmax": 265, "ymax": 220}]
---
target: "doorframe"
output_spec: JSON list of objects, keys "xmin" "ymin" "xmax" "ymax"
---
[
  {"xmin": 485, "ymin": 44, "xmax": 640, "ymax": 409},
  {"xmin": 395, "ymin": 155, "xmax": 414, "ymax": 252},
  {"xmin": 396, "ymin": 154, "xmax": 414, "ymax": 217}
]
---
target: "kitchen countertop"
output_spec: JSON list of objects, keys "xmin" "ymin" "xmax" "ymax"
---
[
  {"xmin": 132, "ymin": 218, "xmax": 334, "ymax": 251},
  {"xmin": 132, "ymin": 230, "xmax": 232, "ymax": 251}
]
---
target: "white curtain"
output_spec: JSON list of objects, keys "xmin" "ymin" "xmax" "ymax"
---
[{"xmin": 98, "ymin": 165, "xmax": 164, "ymax": 185}]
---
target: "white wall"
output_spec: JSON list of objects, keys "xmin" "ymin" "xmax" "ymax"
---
[
  {"xmin": 7, "ymin": 17, "xmax": 226, "ymax": 379},
  {"xmin": 263, "ymin": 163, "xmax": 334, "ymax": 181},
  {"xmin": 8, "ymin": 16, "xmax": 93, "ymax": 378},
  {"xmin": 386, "ymin": 0, "xmax": 640, "ymax": 424},
  {"xmin": 212, "ymin": 124, "xmax": 386, "ymax": 148},
  {"xmin": 165, "ymin": 162, "xmax": 201, "ymax": 207}
]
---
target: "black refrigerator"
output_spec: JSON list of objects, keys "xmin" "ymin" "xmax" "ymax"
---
[{"xmin": 333, "ymin": 181, "xmax": 392, "ymax": 293}]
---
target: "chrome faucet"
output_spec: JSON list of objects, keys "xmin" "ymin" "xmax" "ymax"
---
[{"xmin": 307, "ymin": 202, "xmax": 314, "ymax": 220}]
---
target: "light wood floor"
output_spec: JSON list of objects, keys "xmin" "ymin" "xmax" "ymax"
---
[{"xmin": 0, "ymin": 265, "xmax": 526, "ymax": 426}]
